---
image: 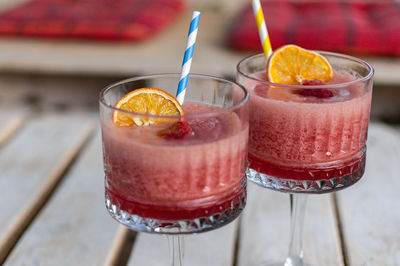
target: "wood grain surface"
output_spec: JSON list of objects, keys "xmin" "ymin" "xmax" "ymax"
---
[
  {"xmin": 237, "ymin": 184, "xmax": 343, "ymax": 266},
  {"xmin": 0, "ymin": 113, "xmax": 25, "ymax": 149},
  {"xmin": 336, "ymin": 124, "xmax": 400, "ymax": 266},
  {"xmin": 128, "ymin": 221, "xmax": 238, "ymax": 266},
  {"xmin": 0, "ymin": 114, "xmax": 95, "ymax": 264},
  {"xmin": 3, "ymin": 130, "xmax": 120, "ymax": 266}
]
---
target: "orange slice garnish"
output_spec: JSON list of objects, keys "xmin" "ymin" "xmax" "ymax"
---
[
  {"xmin": 113, "ymin": 88, "xmax": 184, "ymax": 127},
  {"xmin": 267, "ymin": 44, "xmax": 333, "ymax": 85}
]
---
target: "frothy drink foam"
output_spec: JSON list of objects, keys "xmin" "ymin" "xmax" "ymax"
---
[
  {"xmin": 244, "ymin": 71, "xmax": 372, "ymax": 181},
  {"xmin": 102, "ymin": 102, "xmax": 248, "ymax": 220}
]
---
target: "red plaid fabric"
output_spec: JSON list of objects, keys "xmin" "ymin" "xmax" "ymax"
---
[
  {"xmin": 0, "ymin": 0, "xmax": 184, "ymax": 41},
  {"xmin": 228, "ymin": 0, "xmax": 400, "ymax": 57}
]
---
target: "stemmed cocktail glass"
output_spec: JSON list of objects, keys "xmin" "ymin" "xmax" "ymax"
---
[
  {"xmin": 237, "ymin": 52, "xmax": 374, "ymax": 265},
  {"xmin": 99, "ymin": 74, "xmax": 249, "ymax": 265}
]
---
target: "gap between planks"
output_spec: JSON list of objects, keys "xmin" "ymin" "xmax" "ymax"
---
[
  {"xmin": 0, "ymin": 114, "xmax": 25, "ymax": 149},
  {"xmin": 0, "ymin": 122, "xmax": 96, "ymax": 264},
  {"xmin": 104, "ymin": 226, "xmax": 137, "ymax": 266},
  {"xmin": 232, "ymin": 216, "xmax": 242, "ymax": 266},
  {"xmin": 332, "ymin": 193, "xmax": 349, "ymax": 266}
]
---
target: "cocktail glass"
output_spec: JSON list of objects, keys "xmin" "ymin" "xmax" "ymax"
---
[
  {"xmin": 237, "ymin": 52, "xmax": 373, "ymax": 265},
  {"xmin": 99, "ymin": 73, "xmax": 249, "ymax": 265}
]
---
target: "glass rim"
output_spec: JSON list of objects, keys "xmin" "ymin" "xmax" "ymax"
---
[
  {"xmin": 99, "ymin": 73, "xmax": 249, "ymax": 119},
  {"xmin": 236, "ymin": 50, "xmax": 374, "ymax": 89}
]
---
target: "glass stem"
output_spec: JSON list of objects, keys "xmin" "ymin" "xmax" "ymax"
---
[
  {"xmin": 285, "ymin": 194, "xmax": 308, "ymax": 266},
  {"xmin": 168, "ymin": 235, "xmax": 184, "ymax": 266}
]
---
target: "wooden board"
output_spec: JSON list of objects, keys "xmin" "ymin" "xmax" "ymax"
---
[
  {"xmin": 104, "ymin": 226, "xmax": 137, "ymax": 266},
  {"xmin": 0, "ymin": 114, "xmax": 95, "ymax": 263},
  {"xmin": 0, "ymin": 0, "xmax": 27, "ymax": 11},
  {"xmin": 4, "ymin": 130, "xmax": 121, "ymax": 265},
  {"xmin": 336, "ymin": 123, "xmax": 400, "ymax": 266},
  {"xmin": 0, "ymin": 113, "xmax": 25, "ymax": 148},
  {"xmin": 237, "ymin": 182, "xmax": 343, "ymax": 266},
  {"xmin": 128, "ymin": 221, "xmax": 238, "ymax": 266}
]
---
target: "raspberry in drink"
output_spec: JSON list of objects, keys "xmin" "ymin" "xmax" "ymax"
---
[
  {"xmin": 102, "ymin": 102, "xmax": 248, "ymax": 220},
  {"xmin": 100, "ymin": 74, "xmax": 249, "ymax": 233}
]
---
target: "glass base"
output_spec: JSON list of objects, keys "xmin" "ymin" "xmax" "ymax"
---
[
  {"xmin": 247, "ymin": 155, "xmax": 365, "ymax": 194},
  {"xmin": 105, "ymin": 186, "xmax": 246, "ymax": 234}
]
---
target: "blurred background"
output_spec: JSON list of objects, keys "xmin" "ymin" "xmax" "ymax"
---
[{"xmin": 0, "ymin": 0, "xmax": 399, "ymax": 123}]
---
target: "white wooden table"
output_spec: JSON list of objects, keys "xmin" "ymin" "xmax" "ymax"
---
[{"xmin": 0, "ymin": 111, "xmax": 399, "ymax": 266}]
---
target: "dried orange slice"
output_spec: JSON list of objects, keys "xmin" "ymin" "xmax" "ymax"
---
[
  {"xmin": 113, "ymin": 88, "xmax": 184, "ymax": 127},
  {"xmin": 267, "ymin": 45, "xmax": 333, "ymax": 85}
]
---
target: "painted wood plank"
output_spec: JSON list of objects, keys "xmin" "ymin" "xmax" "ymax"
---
[
  {"xmin": 128, "ymin": 221, "xmax": 238, "ymax": 266},
  {"xmin": 0, "ymin": 114, "xmax": 95, "ymax": 263},
  {"xmin": 237, "ymin": 182, "xmax": 343, "ymax": 266},
  {"xmin": 0, "ymin": 0, "xmax": 28, "ymax": 11},
  {"xmin": 4, "ymin": 131, "xmax": 120, "ymax": 266},
  {"xmin": 104, "ymin": 226, "xmax": 136, "ymax": 266},
  {"xmin": 336, "ymin": 123, "xmax": 400, "ymax": 266},
  {"xmin": 0, "ymin": 113, "xmax": 25, "ymax": 148},
  {"xmin": 0, "ymin": 121, "xmax": 94, "ymax": 263}
]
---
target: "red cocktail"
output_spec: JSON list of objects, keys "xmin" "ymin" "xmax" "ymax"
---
[
  {"xmin": 100, "ymin": 74, "xmax": 249, "ymax": 234},
  {"xmin": 237, "ymin": 52, "xmax": 373, "ymax": 193},
  {"xmin": 237, "ymin": 48, "xmax": 373, "ymax": 266}
]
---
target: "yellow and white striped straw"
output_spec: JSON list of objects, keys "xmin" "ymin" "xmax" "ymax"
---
[{"xmin": 251, "ymin": 0, "xmax": 272, "ymax": 59}]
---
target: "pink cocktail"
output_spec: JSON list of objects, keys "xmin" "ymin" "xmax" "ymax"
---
[
  {"xmin": 237, "ymin": 52, "xmax": 374, "ymax": 193},
  {"xmin": 100, "ymin": 74, "xmax": 249, "ymax": 234},
  {"xmin": 237, "ymin": 51, "xmax": 374, "ymax": 266}
]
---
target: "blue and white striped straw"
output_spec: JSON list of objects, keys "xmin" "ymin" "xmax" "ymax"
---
[{"xmin": 176, "ymin": 11, "xmax": 201, "ymax": 106}]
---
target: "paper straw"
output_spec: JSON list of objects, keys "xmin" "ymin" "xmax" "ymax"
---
[
  {"xmin": 251, "ymin": 0, "xmax": 272, "ymax": 58},
  {"xmin": 176, "ymin": 11, "xmax": 201, "ymax": 106}
]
